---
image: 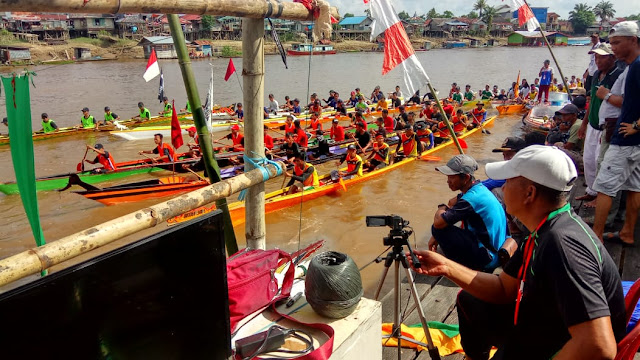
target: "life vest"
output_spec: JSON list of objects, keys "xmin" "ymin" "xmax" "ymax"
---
[
  {"xmin": 104, "ymin": 112, "xmax": 115, "ymax": 122},
  {"xmin": 346, "ymin": 153, "xmax": 363, "ymax": 177},
  {"xmin": 471, "ymin": 108, "xmax": 486, "ymax": 123},
  {"xmin": 284, "ymin": 122, "xmax": 295, "ymax": 134},
  {"xmin": 163, "ymin": 103, "xmax": 172, "ymax": 117},
  {"xmin": 81, "ymin": 115, "xmax": 95, "ymax": 129},
  {"xmin": 42, "ymin": 120, "xmax": 56, "ymax": 133},
  {"xmin": 98, "ymin": 151, "xmax": 117, "ymax": 171},
  {"xmin": 295, "ymin": 128, "xmax": 308, "ymax": 147},
  {"xmin": 157, "ymin": 142, "xmax": 176, "ymax": 162},
  {"xmin": 372, "ymin": 142, "xmax": 389, "ymax": 164},
  {"xmin": 401, "ymin": 133, "xmax": 418, "ymax": 157},
  {"xmin": 416, "ymin": 129, "xmax": 433, "ymax": 149},
  {"xmin": 294, "ymin": 163, "xmax": 319, "ymax": 187},
  {"xmin": 139, "ymin": 108, "xmax": 150, "ymax": 120}
]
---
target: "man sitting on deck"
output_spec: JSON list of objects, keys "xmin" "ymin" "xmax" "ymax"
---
[
  {"xmin": 336, "ymin": 144, "xmax": 363, "ymax": 180},
  {"xmin": 135, "ymin": 102, "xmax": 151, "ymax": 122},
  {"xmin": 277, "ymin": 133, "xmax": 301, "ymax": 164},
  {"xmin": 330, "ymin": 119, "xmax": 345, "ymax": 142},
  {"xmin": 159, "ymin": 96, "xmax": 172, "ymax": 117},
  {"xmin": 284, "ymin": 153, "xmax": 319, "ymax": 195},
  {"xmin": 217, "ymin": 124, "xmax": 244, "ymax": 152},
  {"xmin": 429, "ymin": 154, "xmax": 507, "ymax": 271},
  {"xmin": 364, "ymin": 134, "xmax": 389, "ymax": 171},
  {"xmin": 351, "ymin": 121, "xmax": 371, "ymax": 152},
  {"xmin": 382, "ymin": 109, "xmax": 395, "ymax": 132},
  {"xmin": 40, "ymin": 113, "xmax": 58, "ymax": 133},
  {"xmin": 412, "ymin": 146, "xmax": 624, "ymax": 360},
  {"xmin": 103, "ymin": 106, "xmax": 119, "ymax": 126},
  {"xmin": 468, "ymin": 101, "xmax": 487, "ymax": 129},
  {"xmin": 139, "ymin": 133, "xmax": 176, "ymax": 163},
  {"xmin": 84, "ymin": 143, "xmax": 117, "ymax": 173},
  {"xmin": 78, "ymin": 107, "xmax": 96, "ymax": 130}
]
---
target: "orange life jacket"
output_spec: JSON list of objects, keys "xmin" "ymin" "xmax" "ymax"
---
[
  {"xmin": 157, "ymin": 142, "xmax": 176, "ymax": 162},
  {"xmin": 346, "ymin": 153, "xmax": 363, "ymax": 177},
  {"xmin": 284, "ymin": 122, "xmax": 295, "ymax": 134},
  {"xmin": 294, "ymin": 163, "xmax": 319, "ymax": 186},
  {"xmin": 401, "ymin": 133, "xmax": 417, "ymax": 157},
  {"xmin": 98, "ymin": 152, "xmax": 117, "ymax": 171},
  {"xmin": 372, "ymin": 142, "xmax": 389, "ymax": 163}
]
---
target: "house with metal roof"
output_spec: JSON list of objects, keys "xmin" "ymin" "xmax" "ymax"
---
[
  {"xmin": 507, "ymin": 31, "xmax": 568, "ymax": 46},
  {"xmin": 138, "ymin": 36, "xmax": 191, "ymax": 59},
  {"xmin": 337, "ymin": 16, "xmax": 372, "ymax": 31}
]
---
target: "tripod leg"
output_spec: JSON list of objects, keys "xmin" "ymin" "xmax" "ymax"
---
[
  {"xmin": 403, "ymin": 265, "xmax": 441, "ymax": 360},
  {"xmin": 395, "ymin": 260, "xmax": 402, "ymax": 360},
  {"xmin": 374, "ymin": 265, "xmax": 391, "ymax": 301}
]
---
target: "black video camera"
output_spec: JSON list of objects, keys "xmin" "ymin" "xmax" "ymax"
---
[{"xmin": 366, "ymin": 215, "xmax": 408, "ymax": 232}]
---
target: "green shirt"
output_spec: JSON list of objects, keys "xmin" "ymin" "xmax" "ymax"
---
[
  {"xmin": 163, "ymin": 103, "xmax": 172, "ymax": 117},
  {"xmin": 481, "ymin": 90, "xmax": 493, "ymax": 100},
  {"xmin": 567, "ymin": 121, "xmax": 584, "ymax": 151},
  {"xmin": 42, "ymin": 119, "xmax": 57, "ymax": 133},
  {"xmin": 452, "ymin": 93, "xmax": 463, "ymax": 103},
  {"xmin": 139, "ymin": 107, "xmax": 151, "ymax": 120},
  {"xmin": 81, "ymin": 115, "xmax": 95, "ymax": 129},
  {"xmin": 464, "ymin": 91, "xmax": 475, "ymax": 101},
  {"xmin": 588, "ymin": 67, "xmax": 623, "ymax": 129}
]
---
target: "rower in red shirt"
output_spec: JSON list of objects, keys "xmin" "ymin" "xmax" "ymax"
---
[
  {"xmin": 284, "ymin": 115, "xmax": 296, "ymax": 135},
  {"xmin": 264, "ymin": 125, "xmax": 274, "ymax": 150},
  {"xmin": 293, "ymin": 119, "xmax": 308, "ymax": 148},
  {"xmin": 139, "ymin": 133, "xmax": 176, "ymax": 162},
  {"xmin": 85, "ymin": 143, "xmax": 117, "ymax": 173},
  {"xmin": 330, "ymin": 118, "xmax": 345, "ymax": 142},
  {"xmin": 217, "ymin": 124, "xmax": 244, "ymax": 151},
  {"xmin": 307, "ymin": 112, "xmax": 323, "ymax": 139},
  {"xmin": 382, "ymin": 109, "xmax": 395, "ymax": 132},
  {"xmin": 186, "ymin": 126, "xmax": 200, "ymax": 157},
  {"xmin": 421, "ymin": 100, "xmax": 435, "ymax": 119}
]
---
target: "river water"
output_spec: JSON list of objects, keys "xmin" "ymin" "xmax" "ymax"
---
[{"xmin": 0, "ymin": 46, "xmax": 590, "ymax": 293}]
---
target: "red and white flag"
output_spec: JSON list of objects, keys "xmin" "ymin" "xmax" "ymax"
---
[
  {"xmin": 170, "ymin": 100, "xmax": 184, "ymax": 150},
  {"xmin": 511, "ymin": 0, "xmax": 539, "ymax": 32},
  {"xmin": 224, "ymin": 58, "xmax": 236, "ymax": 82},
  {"xmin": 143, "ymin": 48, "xmax": 161, "ymax": 82},
  {"xmin": 368, "ymin": 0, "xmax": 429, "ymax": 97}
]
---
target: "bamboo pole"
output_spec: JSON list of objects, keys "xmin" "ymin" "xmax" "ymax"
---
[
  {"xmin": 427, "ymin": 83, "xmax": 465, "ymax": 154},
  {"xmin": 0, "ymin": 163, "xmax": 285, "ymax": 288},
  {"xmin": 167, "ymin": 14, "xmax": 239, "ymax": 255},
  {"xmin": 0, "ymin": 0, "xmax": 340, "ymax": 21},
  {"xmin": 242, "ymin": 18, "xmax": 267, "ymax": 250}
]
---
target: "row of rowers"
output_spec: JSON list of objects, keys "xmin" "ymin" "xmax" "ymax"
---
[{"xmin": 35, "ymin": 98, "xmax": 183, "ymax": 133}]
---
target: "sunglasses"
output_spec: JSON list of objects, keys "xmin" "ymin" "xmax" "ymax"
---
[{"xmin": 561, "ymin": 121, "xmax": 572, "ymax": 125}]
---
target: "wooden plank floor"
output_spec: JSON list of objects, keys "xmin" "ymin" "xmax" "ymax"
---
[{"xmin": 381, "ymin": 176, "xmax": 640, "ymax": 360}]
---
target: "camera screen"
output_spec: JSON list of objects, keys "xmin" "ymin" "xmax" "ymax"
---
[{"xmin": 366, "ymin": 216, "xmax": 387, "ymax": 227}]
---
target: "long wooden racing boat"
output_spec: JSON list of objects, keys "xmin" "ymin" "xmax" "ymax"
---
[
  {"xmin": 70, "ymin": 175, "xmax": 209, "ymax": 206},
  {"xmin": 495, "ymin": 103, "xmax": 527, "ymax": 115},
  {"xmin": 170, "ymin": 116, "xmax": 497, "ymax": 226},
  {"xmin": 0, "ymin": 152, "xmax": 197, "ymax": 195}
]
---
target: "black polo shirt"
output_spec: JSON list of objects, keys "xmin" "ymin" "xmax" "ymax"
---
[{"xmin": 502, "ymin": 203, "xmax": 625, "ymax": 359}]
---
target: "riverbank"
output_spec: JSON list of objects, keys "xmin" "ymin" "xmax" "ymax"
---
[{"xmin": 4, "ymin": 35, "xmax": 505, "ymax": 65}]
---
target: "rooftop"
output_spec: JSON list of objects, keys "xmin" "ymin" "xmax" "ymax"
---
[{"xmin": 338, "ymin": 16, "xmax": 369, "ymax": 26}]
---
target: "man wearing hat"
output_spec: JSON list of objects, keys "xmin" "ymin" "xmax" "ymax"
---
[
  {"xmin": 412, "ymin": 146, "xmax": 624, "ymax": 359},
  {"xmin": 390, "ymin": 91, "xmax": 401, "ymax": 109},
  {"xmin": 538, "ymin": 59, "xmax": 554, "ymax": 103},
  {"xmin": 576, "ymin": 42, "xmax": 623, "ymax": 203},
  {"xmin": 103, "ymin": 106, "xmax": 119, "ymax": 126},
  {"xmin": 584, "ymin": 32, "xmax": 601, "ymax": 92},
  {"xmin": 336, "ymin": 144, "xmax": 363, "ymax": 179},
  {"xmin": 554, "ymin": 104, "xmax": 583, "ymax": 152},
  {"xmin": 78, "ymin": 107, "xmax": 97, "ymax": 130},
  {"xmin": 216, "ymin": 124, "xmax": 244, "ymax": 151},
  {"xmin": 186, "ymin": 126, "xmax": 200, "ymax": 157},
  {"xmin": 40, "ymin": 113, "xmax": 58, "ymax": 133},
  {"xmin": 592, "ymin": 20, "xmax": 640, "ymax": 245},
  {"xmin": 430, "ymin": 154, "xmax": 507, "ymax": 271},
  {"xmin": 468, "ymin": 101, "xmax": 487, "ymax": 128},
  {"xmin": 85, "ymin": 143, "xmax": 117, "ymax": 172}
]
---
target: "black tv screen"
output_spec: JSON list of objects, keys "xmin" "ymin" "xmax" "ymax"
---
[{"xmin": 0, "ymin": 210, "xmax": 230, "ymax": 360}]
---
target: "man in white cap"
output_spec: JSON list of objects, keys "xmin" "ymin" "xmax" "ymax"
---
[
  {"xmin": 412, "ymin": 146, "xmax": 625, "ymax": 359},
  {"xmin": 430, "ymin": 154, "xmax": 507, "ymax": 271},
  {"xmin": 576, "ymin": 43, "xmax": 623, "ymax": 205},
  {"xmin": 592, "ymin": 20, "xmax": 640, "ymax": 245}
]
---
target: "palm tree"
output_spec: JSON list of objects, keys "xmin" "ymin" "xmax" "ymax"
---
[
  {"xmin": 474, "ymin": 0, "xmax": 487, "ymax": 18},
  {"xmin": 569, "ymin": 3, "xmax": 592, "ymax": 20},
  {"xmin": 594, "ymin": 0, "xmax": 616, "ymax": 24},
  {"xmin": 482, "ymin": 5, "xmax": 497, "ymax": 36},
  {"xmin": 569, "ymin": 3, "xmax": 595, "ymax": 34}
]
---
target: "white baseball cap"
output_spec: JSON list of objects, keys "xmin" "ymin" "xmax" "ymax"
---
[
  {"xmin": 609, "ymin": 21, "xmax": 639, "ymax": 38},
  {"xmin": 485, "ymin": 145, "xmax": 577, "ymax": 191}
]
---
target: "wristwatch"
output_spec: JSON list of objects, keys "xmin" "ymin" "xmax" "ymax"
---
[
  {"xmin": 604, "ymin": 92, "xmax": 612, "ymax": 102},
  {"xmin": 633, "ymin": 121, "xmax": 640, "ymax": 131}
]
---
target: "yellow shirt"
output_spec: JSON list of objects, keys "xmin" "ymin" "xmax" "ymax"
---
[{"xmin": 377, "ymin": 100, "xmax": 388, "ymax": 110}]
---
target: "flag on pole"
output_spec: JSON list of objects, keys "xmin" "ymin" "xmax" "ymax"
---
[
  {"xmin": 368, "ymin": 0, "xmax": 430, "ymax": 97},
  {"xmin": 170, "ymin": 100, "xmax": 183, "ymax": 149},
  {"xmin": 510, "ymin": 0, "xmax": 540, "ymax": 32},
  {"xmin": 514, "ymin": 71, "xmax": 521, "ymax": 98},
  {"xmin": 143, "ymin": 48, "xmax": 161, "ymax": 82},
  {"xmin": 224, "ymin": 58, "xmax": 236, "ymax": 81},
  {"xmin": 157, "ymin": 69, "xmax": 165, "ymax": 103}
]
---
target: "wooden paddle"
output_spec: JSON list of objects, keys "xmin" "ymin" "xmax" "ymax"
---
[
  {"xmin": 469, "ymin": 111, "xmax": 491, "ymax": 135},
  {"xmin": 184, "ymin": 167, "xmax": 207, "ymax": 182},
  {"xmin": 139, "ymin": 152, "xmax": 159, "ymax": 164},
  {"xmin": 77, "ymin": 148, "xmax": 89, "ymax": 172}
]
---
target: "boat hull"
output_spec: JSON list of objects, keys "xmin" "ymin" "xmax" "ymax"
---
[
  {"xmin": 496, "ymin": 103, "xmax": 527, "ymax": 115},
  {"xmin": 286, "ymin": 50, "xmax": 336, "ymax": 55}
]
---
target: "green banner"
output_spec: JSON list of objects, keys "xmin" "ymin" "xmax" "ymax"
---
[{"xmin": 2, "ymin": 74, "xmax": 46, "ymax": 248}]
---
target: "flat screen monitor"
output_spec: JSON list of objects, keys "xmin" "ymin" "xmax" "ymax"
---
[{"xmin": 0, "ymin": 210, "xmax": 230, "ymax": 359}]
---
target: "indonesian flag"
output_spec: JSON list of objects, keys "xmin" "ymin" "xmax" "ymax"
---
[
  {"xmin": 369, "ymin": 0, "xmax": 429, "ymax": 97},
  {"xmin": 143, "ymin": 48, "xmax": 161, "ymax": 82},
  {"xmin": 511, "ymin": 0, "xmax": 540, "ymax": 32},
  {"xmin": 170, "ymin": 100, "xmax": 184, "ymax": 150}
]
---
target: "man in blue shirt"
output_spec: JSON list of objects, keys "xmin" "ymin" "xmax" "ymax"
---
[
  {"xmin": 538, "ymin": 59, "xmax": 554, "ymax": 103},
  {"xmin": 593, "ymin": 21, "xmax": 640, "ymax": 245},
  {"xmin": 430, "ymin": 154, "xmax": 507, "ymax": 271}
]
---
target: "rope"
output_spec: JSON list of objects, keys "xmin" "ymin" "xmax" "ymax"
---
[{"xmin": 238, "ymin": 153, "xmax": 284, "ymax": 201}]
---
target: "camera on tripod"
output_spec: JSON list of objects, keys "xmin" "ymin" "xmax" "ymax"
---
[{"xmin": 366, "ymin": 215, "xmax": 412, "ymax": 247}]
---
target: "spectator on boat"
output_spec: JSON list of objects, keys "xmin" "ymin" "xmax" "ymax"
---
[
  {"xmin": 395, "ymin": 124, "xmax": 418, "ymax": 161},
  {"xmin": 464, "ymin": 84, "xmax": 475, "ymax": 102},
  {"xmin": 507, "ymin": 82, "xmax": 518, "ymax": 100},
  {"xmin": 538, "ymin": 59, "xmax": 554, "ymax": 103},
  {"xmin": 370, "ymin": 86, "xmax": 383, "ymax": 103},
  {"xmin": 481, "ymin": 85, "xmax": 493, "ymax": 100},
  {"xmin": 520, "ymin": 79, "xmax": 531, "ymax": 99},
  {"xmin": 528, "ymin": 85, "xmax": 538, "ymax": 101},
  {"xmin": 468, "ymin": 102, "xmax": 487, "ymax": 129},
  {"xmin": 337, "ymin": 144, "xmax": 363, "ymax": 179},
  {"xmin": 278, "ymin": 133, "xmax": 301, "ymax": 163},
  {"xmin": 557, "ymin": 83, "xmax": 568, "ymax": 93},
  {"xmin": 365, "ymin": 134, "xmax": 390, "ymax": 171},
  {"xmin": 351, "ymin": 121, "xmax": 371, "ymax": 152},
  {"xmin": 576, "ymin": 42, "xmax": 623, "ymax": 205},
  {"xmin": 78, "ymin": 107, "xmax": 97, "ymax": 130},
  {"xmin": 394, "ymin": 85, "xmax": 403, "ymax": 99},
  {"xmin": 381, "ymin": 109, "xmax": 395, "ymax": 132},
  {"xmin": 429, "ymin": 154, "xmax": 507, "ymax": 271},
  {"xmin": 159, "ymin": 96, "xmax": 172, "ymax": 117},
  {"xmin": 324, "ymin": 91, "xmax": 339, "ymax": 108},
  {"xmin": 413, "ymin": 146, "xmax": 624, "ymax": 359},
  {"xmin": 533, "ymin": 77, "xmax": 540, "ymax": 87},
  {"xmin": 390, "ymin": 92, "xmax": 401, "ymax": 109},
  {"xmin": 592, "ymin": 21, "xmax": 640, "ymax": 245},
  {"xmin": 284, "ymin": 153, "xmax": 319, "ymax": 195},
  {"xmin": 40, "ymin": 113, "xmax": 58, "ymax": 133},
  {"xmin": 569, "ymin": 75, "xmax": 579, "ymax": 89},
  {"xmin": 330, "ymin": 118, "xmax": 345, "ymax": 142},
  {"xmin": 266, "ymin": 93, "xmax": 279, "ymax": 114},
  {"xmin": 135, "ymin": 102, "xmax": 151, "ymax": 122},
  {"xmin": 496, "ymin": 89, "xmax": 508, "ymax": 102},
  {"xmin": 584, "ymin": 32, "xmax": 602, "ymax": 93},
  {"xmin": 234, "ymin": 103, "xmax": 244, "ymax": 120},
  {"xmin": 550, "ymin": 77, "xmax": 559, "ymax": 92},
  {"xmin": 139, "ymin": 133, "xmax": 176, "ymax": 163},
  {"xmin": 376, "ymin": 94, "xmax": 388, "ymax": 111},
  {"xmin": 354, "ymin": 88, "xmax": 363, "ymax": 99},
  {"xmin": 291, "ymin": 98, "xmax": 301, "ymax": 116},
  {"xmin": 406, "ymin": 90, "xmax": 420, "ymax": 105},
  {"xmin": 452, "ymin": 87, "xmax": 463, "ymax": 105},
  {"xmin": 85, "ymin": 143, "xmax": 117, "ymax": 173},
  {"xmin": 282, "ymin": 95, "xmax": 294, "ymax": 110},
  {"xmin": 346, "ymin": 91, "xmax": 358, "ymax": 107},
  {"xmin": 103, "ymin": 106, "xmax": 119, "ymax": 126}
]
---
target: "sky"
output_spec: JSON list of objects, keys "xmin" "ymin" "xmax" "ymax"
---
[{"xmin": 333, "ymin": 0, "xmax": 638, "ymax": 20}]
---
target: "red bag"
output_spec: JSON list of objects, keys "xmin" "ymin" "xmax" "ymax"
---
[{"xmin": 227, "ymin": 249, "xmax": 294, "ymax": 333}]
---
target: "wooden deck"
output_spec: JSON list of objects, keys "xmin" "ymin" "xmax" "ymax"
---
[{"xmin": 380, "ymin": 175, "xmax": 640, "ymax": 359}]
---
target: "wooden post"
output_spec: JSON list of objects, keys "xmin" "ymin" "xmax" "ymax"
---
[
  {"xmin": 0, "ymin": 0, "xmax": 340, "ymax": 21},
  {"xmin": 242, "ymin": 18, "xmax": 266, "ymax": 250},
  {"xmin": 427, "ymin": 83, "xmax": 465, "ymax": 154},
  {"xmin": 167, "ymin": 14, "xmax": 239, "ymax": 255},
  {"xmin": 0, "ymin": 163, "xmax": 285, "ymax": 288}
]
